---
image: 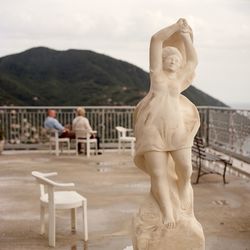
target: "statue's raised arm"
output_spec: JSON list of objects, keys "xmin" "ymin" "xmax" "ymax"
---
[
  {"xmin": 149, "ymin": 18, "xmax": 197, "ymax": 91},
  {"xmin": 178, "ymin": 20, "xmax": 198, "ymax": 90},
  {"xmin": 149, "ymin": 20, "xmax": 181, "ymax": 73}
]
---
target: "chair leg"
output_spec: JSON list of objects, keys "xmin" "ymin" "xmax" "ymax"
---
[
  {"xmin": 40, "ymin": 204, "xmax": 45, "ymax": 235},
  {"xmin": 118, "ymin": 140, "xmax": 121, "ymax": 154},
  {"xmin": 131, "ymin": 141, "xmax": 135, "ymax": 156},
  {"xmin": 60, "ymin": 142, "xmax": 63, "ymax": 153},
  {"xmin": 48, "ymin": 189, "xmax": 56, "ymax": 247},
  {"xmin": 76, "ymin": 141, "xmax": 79, "ymax": 156},
  {"xmin": 95, "ymin": 142, "xmax": 98, "ymax": 155},
  {"xmin": 86, "ymin": 142, "xmax": 90, "ymax": 158},
  {"xmin": 71, "ymin": 208, "xmax": 77, "ymax": 232},
  {"xmin": 67, "ymin": 140, "xmax": 70, "ymax": 153},
  {"xmin": 223, "ymin": 162, "xmax": 229, "ymax": 184},
  {"xmin": 82, "ymin": 200, "xmax": 88, "ymax": 241},
  {"xmin": 55, "ymin": 140, "xmax": 59, "ymax": 156},
  {"xmin": 48, "ymin": 213, "xmax": 56, "ymax": 247},
  {"xmin": 49, "ymin": 141, "xmax": 52, "ymax": 155}
]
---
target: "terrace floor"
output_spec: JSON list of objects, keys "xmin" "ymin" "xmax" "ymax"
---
[{"xmin": 0, "ymin": 150, "xmax": 250, "ymax": 250}]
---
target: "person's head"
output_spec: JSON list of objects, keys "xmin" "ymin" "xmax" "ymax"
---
[
  {"xmin": 162, "ymin": 46, "xmax": 183, "ymax": 72},
  {"xmin": 76, "ymin": 107, "xmax": 86, "ymax": 117},
  {"xmin": 48, "ymin": 109, "xmax": 56, "ymax": 118}
]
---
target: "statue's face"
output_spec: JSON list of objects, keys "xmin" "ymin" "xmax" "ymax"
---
[{"xmin": 163, "ymin": 53, "xmax": 182, "ymax": 72}]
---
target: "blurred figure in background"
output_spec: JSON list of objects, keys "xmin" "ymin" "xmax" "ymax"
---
[
  {"xmin": 44, "ymin": 109, "xmax": 75, "ymax": 139},
  {"xmin": 72, "ymin": 107, "xmax": 102, "ymax": 154}
]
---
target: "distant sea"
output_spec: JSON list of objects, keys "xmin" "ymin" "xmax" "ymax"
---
[{"xmin": 228, "ymin": 103, "xmax": 250, "ymax": 109}]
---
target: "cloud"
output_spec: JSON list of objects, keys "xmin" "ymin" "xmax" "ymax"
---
[{"xmin": 0, "ymin": 0, "xmax": 249, "ymax": 104}]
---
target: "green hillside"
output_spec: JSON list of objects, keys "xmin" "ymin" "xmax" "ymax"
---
[{"xmin": 0, "ymin": 47, "xmax": 227, "ymax": 107}]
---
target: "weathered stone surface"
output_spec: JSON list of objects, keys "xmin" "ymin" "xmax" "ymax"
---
[{"xmin": 132, "ymin": 194, "xmax": 205, "ymax": 250}]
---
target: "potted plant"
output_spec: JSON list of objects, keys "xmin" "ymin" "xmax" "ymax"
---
[{"xmin": 0, "ymin": 128, "xmax": 4, "ymax": 154}]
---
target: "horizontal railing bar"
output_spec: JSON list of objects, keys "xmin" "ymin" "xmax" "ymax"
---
[{"xmin": 197, "ymin": 106, "xmax": 250, "ymax": 112}]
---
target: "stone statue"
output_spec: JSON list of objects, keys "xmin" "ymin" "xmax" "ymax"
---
[{"xmin": 132, "ymin": 18, "xmax": 205, "ymax": 250}]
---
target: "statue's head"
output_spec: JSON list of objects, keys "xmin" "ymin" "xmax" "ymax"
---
[{"xmin": 162, "ymin": 46, "xmax": 183, "ymax": 72}]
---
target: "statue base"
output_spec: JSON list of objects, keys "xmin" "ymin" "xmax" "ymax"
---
[{"xmin": 132, "ymin": 194, "xmax": 205, "ymax": 250}]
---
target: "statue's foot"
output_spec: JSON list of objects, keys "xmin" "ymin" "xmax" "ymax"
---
[
  {"xmin": 163, "ymin": 214, "xmax": 176, "ymax": 229},
  {"xmin": 163, "ymin": 220, "xmax": 176, "ymax": 229}
]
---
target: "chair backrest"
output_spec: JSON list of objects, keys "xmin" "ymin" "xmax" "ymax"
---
[
  {"xmin": 75, "ymin": 129, "xmax": 91, "ymax": 139},
  {"xmin": 32, "ymin": 171, "xmax": 74, "ymax": 197},
  {"xmin": 115, "ymin": 126, "xmax": 127, "ymax": 138},
  {"xmin": 32, "ymin": 171, "xmax": 57, "ymax": 198}
]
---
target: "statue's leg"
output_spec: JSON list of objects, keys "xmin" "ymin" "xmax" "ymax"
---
[
  {"xmin": 144, "ymin": 151, "xmax": 175, "ymax": 228},
  {"xmin": 170, "ymin": 148, "xmax": 193, "ymax": 210}
]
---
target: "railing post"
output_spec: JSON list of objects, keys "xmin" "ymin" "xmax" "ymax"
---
[
  {"xmin": 206, "ymin": 107, "xmax": 210, "ymax": 147},
  {"xmin": 101, "ymin": 108, "xmax": 105, "ymax": 149},
  {"xmin": 228, "ymin": 110, "xmax": 234, "ymax": 152}
]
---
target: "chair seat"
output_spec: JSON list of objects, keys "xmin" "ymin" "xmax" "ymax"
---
[
  {"xmin": 120, "ymin": 137, "xmax": 135, "ymax": 142},
  {"xmin": 50, "ymin": 138, "xmax": 70, "ymax": 142},
  {"xmin": 40, "ymin": 191, "xmax": 86, "ymax": 209},
  {"xmin": 77, "ymin": 138, "xmax": 97, "ymax": 143}
]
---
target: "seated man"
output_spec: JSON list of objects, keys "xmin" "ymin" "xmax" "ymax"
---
[
  {"xmin": 72, "ymin": 107, "xmax": 102, "ymax": 154},
  {"xmin": 44, "ymin": 109, "xmax": 75, "ymax": 139}
]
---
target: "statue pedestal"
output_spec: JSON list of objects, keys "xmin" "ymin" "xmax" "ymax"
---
[{"xmin": 132, "ymin": 194, "xmax": 205, "ymax": 250}]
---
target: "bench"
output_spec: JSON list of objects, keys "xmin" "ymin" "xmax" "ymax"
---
[{"xmin": 192, "ymin": 137, "xmax": 232, "ymax": 184}]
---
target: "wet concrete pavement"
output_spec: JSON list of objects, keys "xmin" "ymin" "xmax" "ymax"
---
[{"xmin": 0, "ymin": 150, "xmax": 250, "ymax": 250}]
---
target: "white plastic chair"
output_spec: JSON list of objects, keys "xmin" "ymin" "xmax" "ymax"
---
[
  {"xmin": 75, "ymin": 129, "xmax": 98, "ymax": 157},
  {"xmin": 31, "ymin": 171, "xmax": 88, "ymax": 247},
  {"xmin": 47, "ymin": 129, "xmax": 70, "ymax": 156},
  {"xmin": 115, "ymin": 126, "xmax": 135, "ymax": 156}
]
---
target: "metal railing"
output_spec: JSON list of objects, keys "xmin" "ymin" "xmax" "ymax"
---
[
  {"xmin": 0, "ymin": 106, "xmax": 249, "ymax": 163},
  {"xmin": 199, "ymin": 107, "xmax": 250, "ymax": 163},
  {"xmin": 0, "ymin": 106, "xmax": 134, "ymax": 146}
]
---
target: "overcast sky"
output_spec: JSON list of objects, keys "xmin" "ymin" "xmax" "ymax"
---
[{"xmin": 0, "ymin": 0, "xmax": 249, "ymax": 106}]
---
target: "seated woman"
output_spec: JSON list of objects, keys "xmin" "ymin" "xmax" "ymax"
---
[{"xmin": 72, "ymin": 107, "xmax": 102, "ymax": 154}]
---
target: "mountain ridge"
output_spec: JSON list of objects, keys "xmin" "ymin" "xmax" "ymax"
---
[{"xmin": 0, "ymin": 47, "xmax": 227, "ymax": 107}]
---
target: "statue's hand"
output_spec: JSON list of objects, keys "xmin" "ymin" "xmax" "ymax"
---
[
  {"xmin": 177, "ymin": 19, "xmax": 193, "ymax": 41},
  {"xmin": 180, "ymin": 27, "xmax": 192, "ymax": 42},
  {"xmin": 177, "ymin": 18, "xmax": 190, "ymax": 33},
  {"xmin": 177, "ymin": 18, "xmax": 187, "ymax": 25},
  {"xmin": 177, "ymin": 18, "xmax": 187, "ymax": 29}
]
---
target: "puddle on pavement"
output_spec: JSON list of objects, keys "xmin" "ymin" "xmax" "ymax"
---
[
  {"xmin": 95, "ymin": 162, "xmax": 111, "ymax": 172},
  {"xmin": 97, "ymin": 167, "xmax": 112, "ymax": 172},
  {"xmin": 212, "ymin": 199, "xmax": 229, "ymax": 206},
  {"xmin": 32, "ymin": 157, "xmax": 51, "ymax": 163}
]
